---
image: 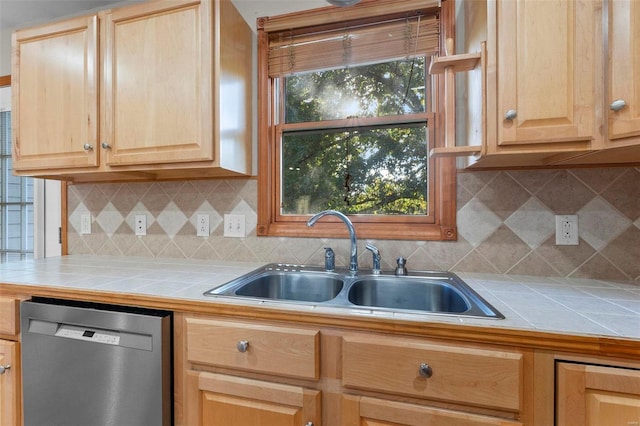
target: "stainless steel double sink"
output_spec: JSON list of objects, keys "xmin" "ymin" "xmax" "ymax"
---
[{"xmin": 204, "ymin": 264, "xmax": 504, "ymax": 319}]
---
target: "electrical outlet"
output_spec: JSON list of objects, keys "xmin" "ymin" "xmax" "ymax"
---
[
  {"xmin": 196, "ymin": 214, "xmax": 210, "ymax": 237},
  {"xmin": 80, "ymin": 214, "xmax": 92, "ymax": 235},
  {"xmin": 555, "ymin": 215, "xmax": 578, "ymax": 245},
  {"xmin": 135, "ymin": 214, "xmax": 147, "ymax": 236},
  {"xmin": 223, "ymin": 214, "xmax": 245, "ymax": 238}
]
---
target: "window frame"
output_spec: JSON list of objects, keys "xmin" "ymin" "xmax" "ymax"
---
[
  {"xmin": 0, "ymin": 75, "xmax": 34, "ymax": 261},
  {"xmin": 256, "ymin": 0, "xmax": 457, "ymax": 241}
]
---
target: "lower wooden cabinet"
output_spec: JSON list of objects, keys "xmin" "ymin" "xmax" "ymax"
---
[
  {"xmin": 185, "ymin": 371, "xmax": 321, "ymax": 426},
  {"xmin": 0, "ymin": 340, "xmax": 19, "ymax": 426},
  {"xmin": 556, "ymin": 362, "xmax": 640, "ymax": 426},
  {"xmin": 342, "ymin": 395, "xmax": 523, "ymax": 426},
  {"xmin": 177, "ymin": 314, "xmax": 527, "ymax": 425},
  {"xmin": 0, "ymin": 297, "xmax": 20, "ymax": 426}
]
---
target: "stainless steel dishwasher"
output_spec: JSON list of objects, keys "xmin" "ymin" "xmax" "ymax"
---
[{"xmin": 21, "ymin": 297, "xmax": 172, "ymax": 426}]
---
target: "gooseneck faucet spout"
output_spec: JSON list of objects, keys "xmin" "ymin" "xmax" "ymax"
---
[{"xmin": 307, "ymin": 210, "xmax": 358, "ymax": 274}]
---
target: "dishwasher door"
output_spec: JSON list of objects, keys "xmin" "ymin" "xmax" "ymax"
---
[{"xmin": 21, "ymin": 298, "xmax": 172, "ymax": 426}]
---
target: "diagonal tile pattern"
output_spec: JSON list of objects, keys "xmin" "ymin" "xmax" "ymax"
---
[{"xmin": 68, "ymin": 167, "xmax": 640, "ymax": 282}]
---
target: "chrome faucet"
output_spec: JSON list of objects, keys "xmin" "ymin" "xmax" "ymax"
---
[
  {"xmin": 365, "ymin": 244, "xmax": 381, "ymax": 275},
  {"xmin": 307, "ymin": 210, "xmax": 358, "ymax": 275}
]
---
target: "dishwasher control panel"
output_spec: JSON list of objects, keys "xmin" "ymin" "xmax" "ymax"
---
[{"xmin": 55, "ymin": 324, "xmax": 120, "ymax": 345}]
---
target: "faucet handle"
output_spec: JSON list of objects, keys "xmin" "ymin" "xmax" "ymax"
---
[
  {"xmin": 365, "ymin": 244, "xmax": 381, "ymax": 275},
  {"xmin": 395, "ymin": 256, "xmax": 408, "ymax": 276},
  {"xmin": 323, "ymin": 247, "xmax": 335, "ymax": 272}
]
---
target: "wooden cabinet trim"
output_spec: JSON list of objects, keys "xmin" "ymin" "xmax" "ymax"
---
[{"xmin": 2, "ymin": 282, "xmax": 638, "ymax": 361}]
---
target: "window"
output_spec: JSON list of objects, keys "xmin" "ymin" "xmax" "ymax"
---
[
  {"xmin": 257, "ymin": 0, "xmax": 457, "ymax": 241},
  {"xmin": 0, "ymin": 81, "xmax": 34, "ymax": 262}
]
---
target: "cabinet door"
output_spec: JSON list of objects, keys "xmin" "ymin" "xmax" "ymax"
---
[
  {"xmin": 493, "ymin": 0, "xmax": 598, "ymax": 149},
  {"xmin": 185, "ymin": 371, "xmax": 321, "ymax": 426},
  {"xmin": 0, "ymin": 340, "xmax": 19, "ymax": 426},
  {"xmin": 102, "ymin": 0, "xmax": 214, "ymax": 167},
  {"xmin": 342, "ymin": 395, "xmax": 523, "ymax": 426},
  {"xmin": 608, "ymin": 0, "xmax": 640, "ymax": 141},
  {"xmin": 12, "ymin": 16, "xmax": 99, "ymax": 171},
  {"xmin": 556, "ymin": 362, "xmax": 640, "ymax": 426}
]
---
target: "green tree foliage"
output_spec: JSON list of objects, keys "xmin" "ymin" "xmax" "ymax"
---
[{"xmin": 282, "ymin": 58, "xmax": 429, "ymax": 216}]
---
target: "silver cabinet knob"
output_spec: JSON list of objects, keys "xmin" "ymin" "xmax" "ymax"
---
[
  {"xmin": 418, "ymin": 363, "xmax": 432, "ymax": 378},
  {"xmin": 305, "ymin": 422, "xmax": 314, "ymax": 426},
  {"xmin": 0, "ymin": 364, "xmax": 10, "ymax": 374},
  {"xmin": 101, "ymin": 142, "xmax": 111, "ymax": 149},
  {"xmin": 610, "ymin": 99, "xmax": 626, "ymax": 112},
  {"xmin": 505, "ymin": 109, "xmax": 518, "ymax": 120},
  {"xmin": 237, "ymin": 340, "xmax": 249, "ymax": 353},
  {"xmin": 83, "ymin": 143, "xmax": 94, "ymax": 151}
]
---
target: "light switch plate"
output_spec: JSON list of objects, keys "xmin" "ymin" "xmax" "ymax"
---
[{"xmin": 80, "ymin": 214, "xmax": 91, "ymax": 235}]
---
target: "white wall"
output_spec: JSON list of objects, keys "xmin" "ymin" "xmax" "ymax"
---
[{"xmin": 1, "ymin": 28, "xmax": 10, "ymax": 76}]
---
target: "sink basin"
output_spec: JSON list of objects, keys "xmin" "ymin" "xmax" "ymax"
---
[
  {"xmin": 206, "ymin": 268, "xmax": 344, "ymax": 303},
  {"xmin": 348, "ymin": 277, "xmax": 470, "ymax": 313},
  {"xmin": 204, "ymin": 264, "xmax": 503, "ymax": 319}
]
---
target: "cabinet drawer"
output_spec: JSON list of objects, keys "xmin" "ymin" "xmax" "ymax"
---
[
  {"xmin": 185, "ymin": 317, "xmax": 320, "ymax": 380},
  {"xmin": 0, "ymin": 298, "xmax": 18, "ymax": 335},
  {"xmin": 342, "ymin": 334, "xmax": 522, "ymax": 411}
]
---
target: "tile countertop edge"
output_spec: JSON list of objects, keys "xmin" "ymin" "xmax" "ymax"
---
[{"xmin": 0, "ymin": 256, "xmax": 638, "ymax": 352}]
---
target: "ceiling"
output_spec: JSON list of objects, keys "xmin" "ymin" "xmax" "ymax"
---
[{"xmin": 0, "ymin": 0, "xmax": 329, "ymax": 33}]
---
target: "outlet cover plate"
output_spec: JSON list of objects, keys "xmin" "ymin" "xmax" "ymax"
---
[
  {"xmin": 135, "ymin": 214, "xmax": 147, "ymax": 236},
  {"xmin": 224, "ymin": 214, "xmax": 245, "ymax": 238},
  {"xmin": 197, "ymin": 214, "xmax": 210, "ymax": 237},
  {"xmin": 555, "ymin": 215, "xmax": 578, "ymax": 245}
]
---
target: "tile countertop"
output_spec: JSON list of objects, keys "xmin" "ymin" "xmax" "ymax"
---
[{"xmin": 0, "ymin": 255, "xmax": 638, "ymax": 340}]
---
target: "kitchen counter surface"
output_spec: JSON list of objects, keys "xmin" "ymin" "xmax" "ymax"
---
[{"xmin": 1, "ymin": 255, "xmax": 639, "ymax": 343}]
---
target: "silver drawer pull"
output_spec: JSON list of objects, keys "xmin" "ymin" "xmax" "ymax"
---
[
  {"xmin": 83, "ymin": 143, "xmax": 93, "ymax": 151},
  {"xmin": 0, "ymin": 364, "xmax": 10, "ymax": 374},
  {"xmin": 610, "ymin": 99, "xmax": 626, "ymax": 112},
  {"xmin": 101, "ymin": 142, "xmax": 111, "ymax": 149},
  {"xmin": 237, "ymin": 340, "xmax": 249, "ymax": 353},
  {"xmin": 419, "ymin": 363, "xmax": 432, "ymax": 378},
  {"xmin": 504, "ymin": 109, "xmax": 517, "ymax": 120}
]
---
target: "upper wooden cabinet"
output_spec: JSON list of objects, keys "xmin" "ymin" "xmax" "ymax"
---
[
  {"xmin": 436, "ymin": 0, "xmax": 640, "ymax": 167},
  {"xmin": 102, "ymin": 1, "xmax": 214, "ymax": 167},
  {"xmin": 12, "ymin": 0, "xmax": 253, "ymax": 182},
  {"xmin": 492, "ymin": 0, "xmax": 598, "ymax": 150},
  {"xmin": 12, "ymin": 15, "xmax": 100, "ymax": 171}
]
